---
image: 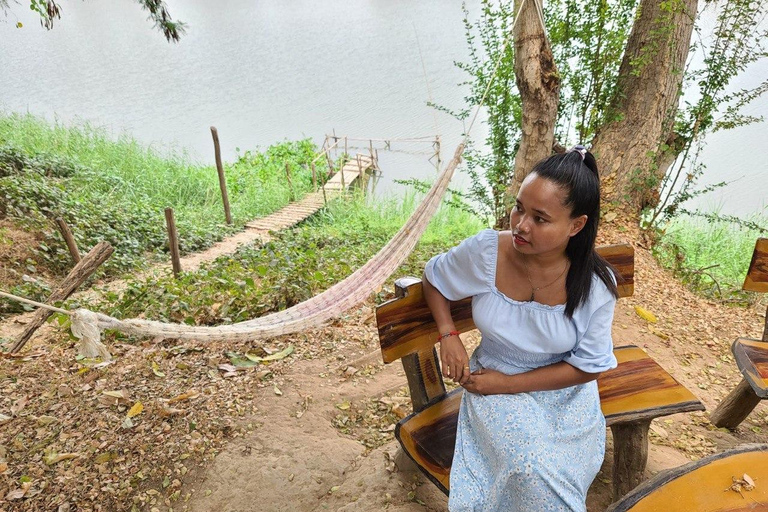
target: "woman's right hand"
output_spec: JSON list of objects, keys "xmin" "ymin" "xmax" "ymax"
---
[{"xmin": 440, "ymin": 335, "xmax": 470, "ymax": 385}]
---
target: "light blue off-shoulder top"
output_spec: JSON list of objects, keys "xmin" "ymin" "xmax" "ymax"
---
[{"xmin": 424, "ymin": 229, "xmax": 618, "ymax": 375}]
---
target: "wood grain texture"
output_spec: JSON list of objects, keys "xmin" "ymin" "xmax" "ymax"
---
[
  {"xmin": 743, "ymin": 238, "xmax": 768, "ymax": 293},
  {"xmin": 611, "ymin": 420, "xmax": 650, "ymax": 501},
  {"xmin": 732, "ymin": 338, "xmax": 768, "ymax": 397},
  {"xmin": 710, "ymin": 379, "xmax": 762, "ymax": 429},
  {"xmin": 599, "ymin": 346, "xmax": 705, "ymax": 423},
  {"xmin": 606, "ymin": 444, "xmax": 768, "ymax": 512},
  {"xmin": 401, "ymin": 348, "xmax": 446, "ymax": 413},
  {"xmin": 377, "ymin": 244, "xmax": 634, "ymax": 363}
]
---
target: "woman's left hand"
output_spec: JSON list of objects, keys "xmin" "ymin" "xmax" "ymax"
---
[{"xmin": 461, "ymin": 369, "xmax": 512, "ymax": 395}]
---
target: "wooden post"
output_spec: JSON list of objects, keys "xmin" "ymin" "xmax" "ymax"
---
[
  {"xmin": 55, "ymin": 217, "xmax": 81, "ymax": 264},
  {"xmin": 285, "ymin": 163, "xmax": 295, "ymax": 201},
  {"xmin": 210, "ymin": 126, "xmax": 233, "ymax": 225},
  {"xmin": 325, "ymin": 144, "xmax": 334, "ymax": 176},
  {"xmin": 344, "ymin": 136, "xmax": 349, "ymax": 159},
  {"xmin": 710, "ymin": 379, "xmax": 762, "ymax": 429},
  {"xmin": 10, "ymin": 241, "xmax": 113, "ymax": 353},
  {"xmin": 311, "ymin": 162, "xmax": 317, "ymax": 192},
  {"xmin": 611, "ymin": 420, "xmax": 651, "ymax": 501},
  {"xmin": 165, "ymin": 208, "xmax": 182, "ymax": 278},
  {"xmin": 340, "ymin": 159, "xmax": 345, "ymax": 191}
]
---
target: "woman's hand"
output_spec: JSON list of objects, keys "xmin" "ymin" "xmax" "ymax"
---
[
  {"xmin": 461, "ymin": 369, "xmax": 512, "ymax": 395},
  {"xmin": 439, "ymin": 336, "xmax": 470, "ymax": 385}
]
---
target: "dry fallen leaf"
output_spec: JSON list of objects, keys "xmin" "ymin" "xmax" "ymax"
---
[
  {"xmin": 127, "ymin": 402, "xmax": 144, "ymax": 418},
  {"xmin": 44, "ymin": 452, "xmax": 80, "ymax": 465},
  {"xmin": 0, "ymin": 462, "xmax": 8, "ymax": 475},
  {"xmin": 273, "ymin": 385, "xmax": 283, "ymax": 396},
  {"xmin": 336, "ymin": 401, "xmax": 351, "ymax": 410},
  {"xmin": 634, "ymin": 305, "xmax": 658, "ymax": 323},
  {"xmin": 743, "ymin": 473, "xmax": 755, "ymax": 487},
  {"xmin": 11, "ymin": 397, "xmax": 27, "ymax": 416},
  {"xmin": 167, "ymin": 391, "xmax": 200, "ymax": 404}
]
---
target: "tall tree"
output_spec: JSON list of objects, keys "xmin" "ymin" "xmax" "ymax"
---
[
  {"xmin": 509, "ymin": 0, "xmax": 560, "ymax": 198},
  {"xmin": 590, "ymin": 0, "xmax": 698, "ymax": 210}
]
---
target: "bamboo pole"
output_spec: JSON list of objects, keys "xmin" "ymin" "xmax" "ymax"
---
[
  {"xmin": 210, "ymin": 126, "xmax": 233, "ymax": 225},
  {"xmin": 344, "ymin": 136, "xmax": 348, "ymax": 160},
  {"xmin": 165, "ymin": 208, "xmax": 182, "ymax": 278},
  {"xmin": 311, "ymin": 161, "xmax": 317, "ymax": 192},
  {"xmin": 10, "ymin": 241, "xmax": 114, "ymax": 353},
  {"xmin": 285, "ymin": 163, "xmax": 295, "ymax": 201},
  {"xmin": 56, "ymin": 217, "xmax": 81, "ymax": 264}
]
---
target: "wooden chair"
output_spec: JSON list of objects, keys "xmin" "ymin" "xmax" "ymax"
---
[
  {"xmin": 711, "ymin": 238, "xmax": 768, "ymax": 429},
  {"xmin": 606, "ymin": 443, "xmax": 768, "ymax": 511},
  {"xmin": 376, "ymin": 244, "xmax": 705, "ymax": 501}
]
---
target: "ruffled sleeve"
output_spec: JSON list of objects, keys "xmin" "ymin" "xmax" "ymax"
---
[
  {"xmin": 423, "ymin": 229, "xmax": 496, "ymax": 301},
  {"xmin": 564, "ymin": 295, "xmax": 618, "ymax": 374}
]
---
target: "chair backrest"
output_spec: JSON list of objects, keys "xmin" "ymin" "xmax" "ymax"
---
[
  {"xmin": 377, "ymin": 243, "xmax": 634, "ymax": 364},
  {"xmin": 742, "ymin": 238, "xmax": 768, "ymax": 342},
  {"xmin": 743, "ymin": 238, "xmax": 768, "ymax": 293}
]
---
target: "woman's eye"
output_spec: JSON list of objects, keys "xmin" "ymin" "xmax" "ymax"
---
[{"xmin": 535, "ymin": 216, "xmax": 546, "ymax": 223}]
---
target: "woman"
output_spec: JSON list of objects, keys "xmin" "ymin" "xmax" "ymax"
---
[{"xmin": 422, "ymin": 146, "xmax": 618, "ymax": 512}]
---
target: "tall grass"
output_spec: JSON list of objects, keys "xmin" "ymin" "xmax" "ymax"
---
[
  {"xmin": 0, "ymin": 112, "xmax": 316, "ymax": 228},
  {"xmin": 654, "ymin": 212, "xmax": 768, "ymax": 299},
  {"xmin": 0, "ymin": 112, "xmax": 317, "ymax": 276}
]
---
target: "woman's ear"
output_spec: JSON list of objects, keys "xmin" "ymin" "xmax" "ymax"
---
[{"xmin": 569, "ymin": 215, "xmax": 588, "ymax": 237}]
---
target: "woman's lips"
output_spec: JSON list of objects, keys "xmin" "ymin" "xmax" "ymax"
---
[{"xmin": 513, "ymin": 234, "xmax": 529, "ymax": 245}]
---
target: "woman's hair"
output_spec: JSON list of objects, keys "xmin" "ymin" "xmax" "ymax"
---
[{"xmin": 528, "ymin": 148, "xmax": 619, "ymax": 317}]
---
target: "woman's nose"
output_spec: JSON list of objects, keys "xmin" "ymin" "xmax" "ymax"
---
[{"xmin": 516, "ymin": 216, "xmax": 530, "ymax": 233}]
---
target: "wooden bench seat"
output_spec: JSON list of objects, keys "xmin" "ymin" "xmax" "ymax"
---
[
  {"xmin": 606, "ymin": 443, "xmax": 768, "ymax": 511},
  {"xmin": 711, "ymin": 238, "xmax": 768, "ymax": 429},
  {"xmin": 376, "ymin": 244, "xmax": 705, "ymax": 500}
]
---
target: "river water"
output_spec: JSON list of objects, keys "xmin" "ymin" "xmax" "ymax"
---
[{"xmin": 0, "ymin": 0, "xmax": 765, "ymax": 217}]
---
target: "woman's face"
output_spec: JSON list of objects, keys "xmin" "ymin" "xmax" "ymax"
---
[{"xmin": 509, "ymin": 173, "xmax": 587, "ymax": 258}]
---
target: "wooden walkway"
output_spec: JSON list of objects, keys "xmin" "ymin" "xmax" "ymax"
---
[{"xmin": 245, "ymin": 154, "xmax": 375, "ymax": 232}]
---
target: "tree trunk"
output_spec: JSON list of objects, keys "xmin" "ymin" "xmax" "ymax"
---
[
  {"xmin": 591, "ymin": 0, "xmax": 698, "ymax": 211},
  {"xmin": 507, "ymin": 0, "xmax": 560, "ymax": 202}
]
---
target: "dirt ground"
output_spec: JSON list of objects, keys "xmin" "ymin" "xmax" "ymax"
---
[{"xmin": 1, "ymin": 222, "xmax": 767, "ymax": 512}]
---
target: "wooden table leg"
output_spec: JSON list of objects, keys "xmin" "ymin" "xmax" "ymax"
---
[
  {"xmin": 611, "ymin": 419, "xmax": 651, "ymax": 501},
  {"xmin": 710, "ymin": 378, "xmax": 762, "ymax": 429}
]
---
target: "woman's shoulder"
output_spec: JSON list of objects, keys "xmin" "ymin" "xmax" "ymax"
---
[{"xmin": 586, "ymin": 272, "xmax": 617, "ymax": 307}]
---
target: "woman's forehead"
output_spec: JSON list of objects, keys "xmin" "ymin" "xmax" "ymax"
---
[{"xmin": 518, "ymin": 174, "xmax": 569, "ymax": 211}]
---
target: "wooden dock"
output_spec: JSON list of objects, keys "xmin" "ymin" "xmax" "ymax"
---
[{"xmin": 245, "ymin": 154, "xmax": 375, "ymax": 232}]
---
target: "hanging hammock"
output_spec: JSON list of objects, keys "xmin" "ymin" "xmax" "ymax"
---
[{"xmin": 65, "ymin": 143, "xmax": 465, "ymax": 359}]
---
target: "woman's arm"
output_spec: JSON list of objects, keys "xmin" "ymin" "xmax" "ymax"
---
[
  {"xmin": 422, "ymin": 273, "xmax": 471, "ymax": 384},
  {"xmin": 461, "ymin": 361, "xmax": 598, "ymax": 395}
]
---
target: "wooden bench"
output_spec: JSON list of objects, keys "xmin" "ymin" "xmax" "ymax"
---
[
  {"xmin": 376, "ymin": 244, "xmax": 705, "ymax": 501},
  {"xmin": 606, "ymin": 443, "xmax": 768, "ymax": 511},
  {"xmin": 711, "ymin": 238, "xmax": 768, "ymax": 429}
]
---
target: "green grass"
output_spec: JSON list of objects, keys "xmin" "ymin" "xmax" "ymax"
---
[
  {"xmin": 653, "ymin": 212, "xmax": 768, "ymax": 300},
  {"xmin": 89, "ymin": 192, "xmax": 487, "ymax": 326},
  {"xmin": 0, "ymin": 112, "xmax": 318, "ymax": 276}
]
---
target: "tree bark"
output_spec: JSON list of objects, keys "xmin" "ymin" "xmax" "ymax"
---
[
  {"xmin": 591, "ymin": 0, "xmax": 698, "ymax": 211},
  {"xmin": 507, "ymin": 0, "xmax": 560, "ymax": 201},
  {"xmin": 710, "ymin": 379, "xmax": 762, "ymax": 429}
]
